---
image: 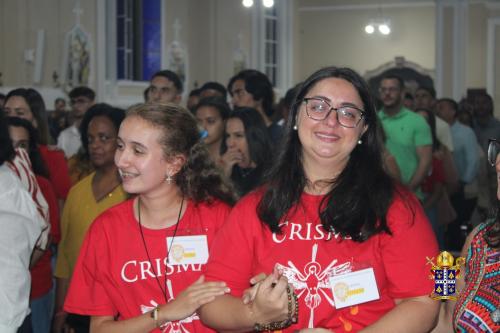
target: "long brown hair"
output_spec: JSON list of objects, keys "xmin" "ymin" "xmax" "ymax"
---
[{"xmin": 127, "ymin": 103, "xmax": 236, "ymax": 205}]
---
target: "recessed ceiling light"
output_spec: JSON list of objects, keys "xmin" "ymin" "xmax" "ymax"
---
[
  {"xmin": 242, "ymin": 0, "xmax": 254, "ymax": 8},
  {"xmin": 263, "ymin": 0, "xmax": 274, "ymax": 8}
]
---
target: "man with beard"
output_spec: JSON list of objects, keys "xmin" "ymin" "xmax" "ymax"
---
[{"xmin": 378, "ymin": 74, "xmax": 432, "ymax": 199}]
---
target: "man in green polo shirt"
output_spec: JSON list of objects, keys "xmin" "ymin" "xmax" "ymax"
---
[{"xmin": 378, "ymin": 74, "xmax": 432, "ymax": 199}]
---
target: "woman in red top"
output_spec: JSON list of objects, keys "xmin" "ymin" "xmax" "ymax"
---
[
  {"xmin": 4, "ymin": 88, "xmax": 71, "ymax": 200},
  {"xmin": 199, "ymin": 67, "xmax": 439, "ymax": 332},
  {"xmin": 64, "ymin": 103, "xmax": 236, "ymax": 332}
]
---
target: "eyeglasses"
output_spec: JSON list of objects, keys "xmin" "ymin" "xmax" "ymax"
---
[
  {"xmin": 488, "ymin": 138, "xmax": 500, "ymax": 166},
  {"xmin": 302, "ymin": 97, "xmax": 365, "ymax": 128}
]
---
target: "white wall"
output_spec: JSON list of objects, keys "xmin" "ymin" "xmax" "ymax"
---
[
  {"xmin": 0, "ymin": 0, "xmax": 498, "ymax": 115},
  {"xmin": 295, "ymin": 0, "xmax": 435, "ymax": 82},
  {"xmin": 183, "ymin": 0, "xmax": 253, "ymax": 92},
  {"xmin": 0, "ymin": 0, "xmax": 96, "ymax": 88}
]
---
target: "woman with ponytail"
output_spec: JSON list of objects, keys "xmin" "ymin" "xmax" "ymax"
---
[{"xmin": 64, "ymin": 103, "xmax": 236, "ymax": 333}]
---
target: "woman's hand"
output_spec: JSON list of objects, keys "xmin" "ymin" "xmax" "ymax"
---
[
  {"xmin": 159, "ymin": 275, "xmax": 229, "ymax": 323},
  {"xmin": 220, "ymin": 148, "xmax": 243, "ymax": 176},
  {"xmin": 242, "ymin": 273, "xmax": 267, "ymax": 304},
  {"xmin": 249, "ymin": 267, "xmax": 290, "ymax": 325}
]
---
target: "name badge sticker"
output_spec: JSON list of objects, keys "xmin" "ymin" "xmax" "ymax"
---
[
  {"xmin": 166, "ymin": 235, "xmax": 209, "ymax": 265},
  {"xmin": 329, "ymin": 268, "xmax": 380, "ymax": 309}
]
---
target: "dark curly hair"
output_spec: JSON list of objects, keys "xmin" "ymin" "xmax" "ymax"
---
[
  {"xmin": 257, "ymin": 66, "xmax": 399, "ymax": 241},
  {"xmin": 79, "ymin": 103, "xmax": 126, "ymax": 159},
  {"xmin": 126, "ymin": 103, "xmax": 236, "ymax": 206}
]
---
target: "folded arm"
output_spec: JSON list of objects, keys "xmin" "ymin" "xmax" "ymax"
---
[
  {"xmin": 360, "ymin": 295, "xmax": 440, "ymax": 333},
  {"xmin": 199, "ymin": 272, "xmax": 291, "ymax": 332}
]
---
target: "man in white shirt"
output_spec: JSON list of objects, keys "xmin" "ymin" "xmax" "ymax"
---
[{"xmin": 57, "ymin": 87, "xmax": 95, "ymax": 158}]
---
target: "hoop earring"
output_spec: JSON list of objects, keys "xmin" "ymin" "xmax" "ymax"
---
[
  {"xmin": 165, "ymin": 173, "xmax": 173, "ymax": 184},
  {"xmin": 357, "ymin": 139, "xmax": 362, "ymax": 145}
]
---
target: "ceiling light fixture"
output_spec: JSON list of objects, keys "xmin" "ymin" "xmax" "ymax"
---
[
  {"xmin": 378, "ymin": 23, "xmax": 391, "ymax": 35},
  {"xmin": 242, "ymin": 0, "xmax": 274, "ymax": 8},
  {"xmin": 364, "ymin": 20, "xmax": 391, "ymax": 35},
  {"xmin": 242, "ymin": 0, "xmax": 254, "ymax": 8},
  {"xmin": 366, "ymin": 5, "xmax": 391, "ymax": 36},
  {"xmin": 262, "ymin": 0, "xmax": 274, "ymax": 8}
]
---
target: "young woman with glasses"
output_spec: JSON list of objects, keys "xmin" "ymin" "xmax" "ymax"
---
[{"xmin": 199, "ymin": 67, "xmax": 439, "ymax": 332}]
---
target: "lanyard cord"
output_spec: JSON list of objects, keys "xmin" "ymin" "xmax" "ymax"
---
[{"xmin": 138, "ymin": 196, "xmax": 184, "ymax": 303}]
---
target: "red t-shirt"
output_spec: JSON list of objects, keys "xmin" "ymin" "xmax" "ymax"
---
[
  {"xmin": 30, "ymin": 176, "xmax": 60, "ymax": 298},
  {"xmin": 39, "ymin": 145, "xmax": 71, "ymax": 200},
  {"xmin": 204, "ymin": 190, "xmax": 438, "ymax": 332},
  {"xmin": 64, "ymin": 198, "xmax": 231, "ymax": 333}
]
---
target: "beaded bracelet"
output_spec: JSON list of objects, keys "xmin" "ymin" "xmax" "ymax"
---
[{"xmin": 254, "ymin": 286, "xmax": 299, "ymax": 331}]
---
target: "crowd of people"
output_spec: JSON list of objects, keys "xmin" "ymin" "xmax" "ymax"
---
[{"xmin": 0, "ymin": 65, "xmax": 498, "ymax": 333}]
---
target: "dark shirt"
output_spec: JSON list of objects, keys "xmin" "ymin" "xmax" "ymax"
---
[
  {"xmin": 231, "ymin": 165, "xmax": 264, "ymax": 197},
  {"xmin": 268, "ymin": 122, "xmax": 284, "ymax": 144}
]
